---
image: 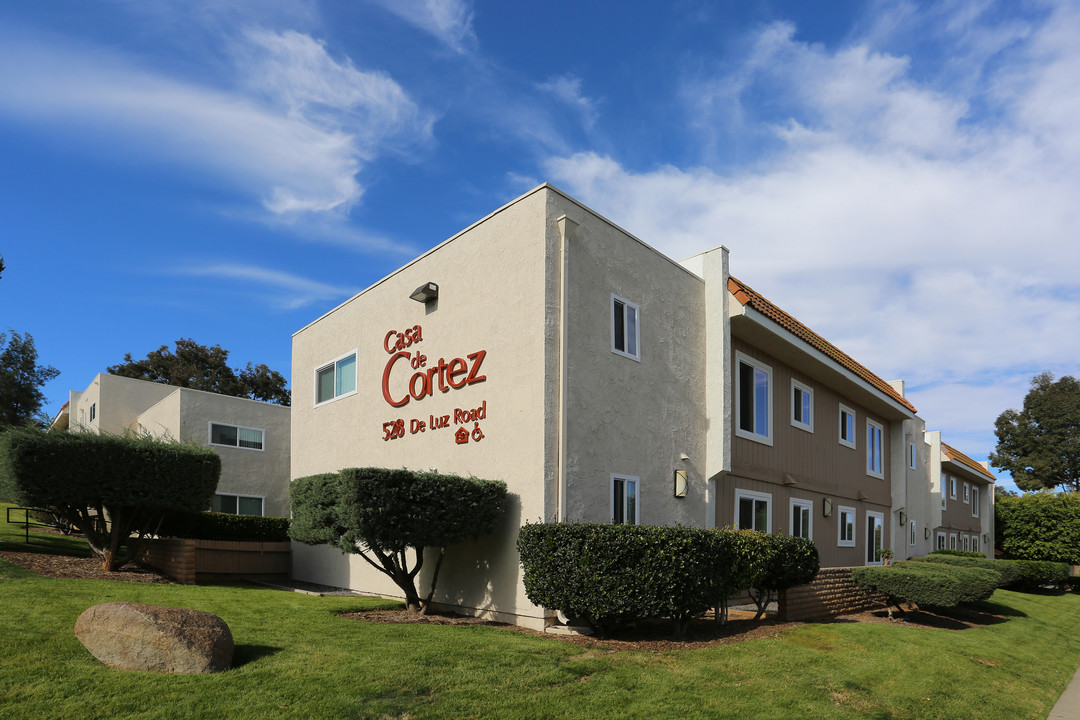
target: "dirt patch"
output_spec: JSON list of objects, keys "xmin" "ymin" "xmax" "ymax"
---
[{"xmin": 0, "ymin": 550, "xmax": 177, "ymax": 584}]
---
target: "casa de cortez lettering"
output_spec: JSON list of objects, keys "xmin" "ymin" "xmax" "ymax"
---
[{"xmin": 380, "ymin": 325, "xmax": 487, "ymax": 408}]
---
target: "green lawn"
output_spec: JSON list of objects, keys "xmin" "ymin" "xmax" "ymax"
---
[{"xmin": 1, "ymin": 507, "xmax": 1079, "ymax": 719}]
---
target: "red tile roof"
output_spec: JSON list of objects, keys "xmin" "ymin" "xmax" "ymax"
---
[
  {"xmin": 942, "ymin": 442, "xmax": 996, "ymax": 481},
  {"xmin": 728, "ymin": 275, "xmax": 917, "ymax": 413}
]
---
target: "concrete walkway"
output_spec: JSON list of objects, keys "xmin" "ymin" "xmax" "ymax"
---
[{"xmin": 1049, "ymin": 664, "xmax": 1080, "ymax": 720}]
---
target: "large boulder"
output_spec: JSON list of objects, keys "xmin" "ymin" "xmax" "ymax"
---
[{"xmin": 74, "ymin": 602, "xmax": 233, "ymax": 674}]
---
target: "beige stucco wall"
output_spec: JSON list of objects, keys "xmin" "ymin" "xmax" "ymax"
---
[{"xmin": 69, "ymin": 373, "xmax": 175, "ymax": 435}]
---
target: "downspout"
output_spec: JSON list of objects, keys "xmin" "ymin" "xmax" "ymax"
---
[{"xmin": 556, "ymin": 215, "xmax": 577, "ymax": 522}]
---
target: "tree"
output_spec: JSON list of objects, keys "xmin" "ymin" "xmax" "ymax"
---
[
  {"xmin": 107, "ymin": 338, "xmax": 290, "ymax": 405},
  {"xmin": 290, "ymin": 467, "xmax": 508, "ymax": 613},
  {"xmin": 0, "ymin": 428, "xmax": 220, "ymax": 570},
  {"xmin": 995, "ymin": 492, "xmax": 1080, "ymax": 564},
  {"xmin": 990, "ymin": 372, "xmax": 1080, "ymax": 492},
  {"xmin": 0, "ymin": 330, "xmax": 60, "ymax": 430}
]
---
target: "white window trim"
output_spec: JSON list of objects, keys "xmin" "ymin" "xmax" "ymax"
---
[
  {"xmin": 89, "ymin": 403, "xmax": 97, "ymax": 423},
  {"xmin": 949, "ymin": 476, "xmax": 957, "ymax": 500},
  {"xmin": 866, "ymin": 511, "xmax": 885, "ymax": 565},
  {"xmin": 610, "ymin": 473, "xmax": 640, "ymax": 525},
  {"xmin": 790, "ymin": 379, "xmax": 814, "ymax": 433},
  {"xmin": 963, "ymin": 482, "xmax": 970, "ymax": 504},
  {"xmin": 962, "ymin": 534, "xmax": 971, "ymax": 552},
  {"xmin": 949, "ymin": 533, "xmax": 958, "ymax": 550},
  {"xmin": 839, "ymin": 404, "xmax": 856, "ymax": 449},
  {"xmin": 735, "ymin": 351, "xmax": 774, "ymax": 446},
  {"xmin": 972, "ymin": 536, "xmax": 980, "ymax": 554},
  {"xmin": 208, "ymin": 421, "xmax": 266, "ymax": 452},
  {"xmin": 909, "ymin": 442, "xmax": 917, "ymax": 470},
  {"xmin": 838, "ymin": 505, "xmax": 857, "ymax": 547},
  {"xmin": 866, "ymin": 419, "xmax": 885, "ymax": 479},
  {"xmin": 972, "ymin": 487, "xmax": 980, "ymax": 518},
  {"xmin": 314, "ymin": 349, "xmax": 359, "ymax": 407},
  {"xmin": 610, "ymin": 294, "xmax": 641, "ymax": 362},
  {"xmin": 734, "ymin": 488, "xmax": 773, "ymax": 533},
  {"xmin": 909, "ymin": 520, "xmax": 917, "ymax": 547},
  {"xmin": 936, "ymin": 531, "xmax": 946, "ymax": 550},
  {"xmin": 214, "ymin": 493, "xmax": 265, "ymax": 516},
  {"xmin": 790, "ymin": 497, "xmax": 814, "ymax": 540}
]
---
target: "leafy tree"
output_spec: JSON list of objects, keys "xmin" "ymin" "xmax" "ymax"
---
[
  {"xmin": 0, "ymin": 428, "xmax": 220, "ymax": 570},
  {"xmin": 990, "ymin": 372, "xmax": 1080, "ymax": 492},
  {"xmin": 995, "ymin": 492, "xmax": 1080, "ymax": 564},
  {"xmin": 107, "ymin": 338, "xmax": 290, "ymax": 405},
  {"xmin": 0, "ymin": 330, "xmax": 60, "ymax": 430},
  {"xmin": 748, "ymin": 534, "xmax": 820, "ymax": 620},
  {"xmin": 290, "ymin": 467, "xmax": 508, "ymax": 613}
]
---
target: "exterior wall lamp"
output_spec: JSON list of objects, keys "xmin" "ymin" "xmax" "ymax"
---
[
  {"xmin": 673, "ymin": 470, "xmax": 687, "ymax": 498},
  {"xmin": 410, "ymin": 282, "xmax": 439, "ymax": 303},
  {"xmin": 823, "ymin": 498, "xmax": 833, "ymax": 517}
]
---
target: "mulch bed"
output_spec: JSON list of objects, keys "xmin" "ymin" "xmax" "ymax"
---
[{"xmin": 2, "ymin": 543, "xmax": 1008, "ymax": 651}]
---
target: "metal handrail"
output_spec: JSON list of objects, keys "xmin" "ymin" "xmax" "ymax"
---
[{"xmin": 4, "ymin": 507, "xmax": 70, "ymax": 544}]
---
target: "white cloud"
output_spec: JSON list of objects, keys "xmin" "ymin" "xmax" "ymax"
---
[
  {"xmin": 544, "ymin": 1, "xmax": 1080, "ymax": 475},
  {"xmin": 537, "ymin": 74, "xmax": 600, "ymax": 130},
  {"xmin": 0, "ymin": 27, "xmax": 433, "ymax": 239},
  {"xmin": 175, "ymin": 263, "xmax": 358, "ymax": 310},
  {"xmin": 365, "ymin": 0, "xmax": 476, "ymax": 54}
]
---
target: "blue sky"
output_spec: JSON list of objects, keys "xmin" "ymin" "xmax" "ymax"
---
[{"xmin": 3, "ymin": 0, "xmax": 1078, "ymax": 493}]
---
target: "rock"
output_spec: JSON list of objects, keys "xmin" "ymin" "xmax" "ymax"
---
[{"xmin": 74, "ymin": 602, "xmax": 233, "ymax": 674}]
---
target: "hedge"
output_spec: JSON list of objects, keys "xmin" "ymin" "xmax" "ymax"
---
[
  {"xmin": 748, "ymin": 534, "xmax": 820, "ymax": 619},
  {"xmin": 516, "ymin": 524, "xmax": 819, "ymax": 635},
  {"xmin": 158, "ymin": 511, "xmax": 290, "ymax": 542},
  {"xmin": 930, "ymin": 549, "xmax": 985, "ymax": 559},
  {"xmin": 996, "ymin": 492, "xmax": 1080, "ymax": 564},
  {"xmin": 852, "ymin": 561, "xmax": 998, "ymax": 613},
  {"xmin": 913, "ymin": 554, "xmax": 1022, "ymax": 588},
  {"xmin": 1011, "ymin": 559, "xmax": 1071, "ymax": 590}
]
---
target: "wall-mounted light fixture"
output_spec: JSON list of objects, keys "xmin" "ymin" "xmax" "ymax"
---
[
  {"xmin": 899, "ymin": 511, "xmax": 907, "ymax": 526},
  {"xmin": 925, "ymin": 528, "xmax": 931, "ymax": 540},
  {"xmin": 823, "ymin": 498, "xmax": 833, "ymax": 518},
  {"xmin": 984, "ymin": 534, "xmax": 989, "ymax": 545},
  {"xmin": 673, "ymin": 470, "xmax": 687, "ymax": 498},
  {"xmin": 409, "ymin": 282, "xmax": 439, "ymax": 303}
]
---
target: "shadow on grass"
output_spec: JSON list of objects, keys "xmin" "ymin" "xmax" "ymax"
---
[
  {"xmin": 232, "ymin": 644, "xmax": 283, "ymax": 668},
  {"xmin": 972, "ymin": 599, "xmax": 1028, "ymax": 618}
]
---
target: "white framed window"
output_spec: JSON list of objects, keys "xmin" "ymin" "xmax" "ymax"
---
[
  {"xmin": 962, "ymin": 535, "xmax": 971, "ymax": 552},
  {"xmin": 839, "ymin": 404, "xmax": 856, "ymax": 449},
  {"xmin": 213, "ymin": 493, "xmax": 264, "ymax": 516},
  {"xmin": 972, "ymin": 536, "xmax": 980, "ymax": 554},
  {"xmin": 611, "ymin": 474, "xmax": 639, "ymax": 525},
  {"xmin": 209, "ymin": 422, "xmax": 264, "ymax": 451},
  {"xmin": 972, "ymin": 487, "xmax": 980, "ymax": 518},
  {"xmin": 89, "ymin": 403, "xmax": 97, "ymax": 423},
  {"xmin": 838, "ymin": 505, "xmax": 856, "ymax": 547},
  {"xmin": 941, "ymin": 491, "xmax": 947, "ymax": 510},
  {"xmin": 963, "ymin": 482, "xmax": 970, "ymax": 503},
  {"xmin": 909, "ymin": 520, "xmax": 917, "ymax": 547},
  {"xmin": 936, "ymin": 532, "xmax": 946, "ymax": 550},
  {"xmin": 735, "ymin": 488, "xmax": 772, "ymax": 532},
  {"xmin": 909, "ymin": 442, "xmax": 917, "ymax": 470},
  {"xmin": 791, "ymin": 379, "xmax": 813, "ymax": 433},
  {"xmin": 315, "ymin": 351, "xmax": 357, "ymax": 406},
  {"xmin": 949, "ymin": 533, "xmax": 958, "ymax": 550},
  {"xmin": 866, "ymin": 420, "xmax": 884, "ymax": 478},
  {"xmin": 611, "ymin": 294, "xmax": 641, "ymax": 361},
  {"xmin": 736, "ymin": 352, "xmax": 773, "ymax": 445},
  {"xmin": 949, "ymin": 476, "xmax": 957, "ymax": 500},
  {"xmin": 790, "ymin": 498, "xmax": 813, "ymax": 539},
  {"xmin": 866, "ymin": 511, "xmax": 885, "ymax": 564}
]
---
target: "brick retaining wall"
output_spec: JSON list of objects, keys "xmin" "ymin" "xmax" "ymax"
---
[
  {"xmin": 780, "ymin": 567, "xmax": 886, "ymax": 621},
  {"xmin": 141, "ymin": 538, "xmax": 291, "ymax": 584}
]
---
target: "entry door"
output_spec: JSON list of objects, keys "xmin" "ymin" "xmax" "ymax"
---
[{"xmin": 866, "ymin": 512, "xmax": 884, "ymax": 564}]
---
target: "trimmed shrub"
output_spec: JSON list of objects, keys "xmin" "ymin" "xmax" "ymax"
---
[
  {"xmin": 158, "ymin": 511, "xmax": 289, "ymax": 542},
  {"xmin": 930, "ymin": 549, "xmax": 985, "ymax": 559},
  {"xmin": 852, "ymin": 560, "xmax": 998, "ymax": 612},
  {"xmin": 748, "ymin": 534, "xmax": 820, "ymax": 619},
  {"xmin": 517, "ymin": 523, "xmax": 736, "ymax": 635},
  {"xmin": 0, "ymin": 428, "xmax": 219, "ymax": 570},
  {"xmin": 912, "ymin": 554, "xmax": 1022, "ymax": 588},
  {"xmin": 290, "ymin": 468, "xmax": 507, "ymax": 613},
  {"xmin": 996, "ymin": 493, "xmax": 1080, "ymax": 564},
  {"xmin": 1011, "ymin": 559, "xmax": 1071, "ymax": 590}
]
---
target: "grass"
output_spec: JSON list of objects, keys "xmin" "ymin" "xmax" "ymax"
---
[{"xmin": 1, "ymin": 504, "xmax": 1079, "ymax": 719}]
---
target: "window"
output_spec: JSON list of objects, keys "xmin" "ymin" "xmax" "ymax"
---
[
  {"xmin": 213, "ymin": 493, "xmax": 264, "ymax": 516},
  {"xmin": 790, "ymin": 498, "xmax": 813, "ymax": 539},
  {"xmin": 962, "ymin": 535, "xmax": 970, "ymax": 552},
  {"xmin": 735, "ymin": 489, "xmax": 772, "ymax": 532},
  {"xmin": 791, "ymin": 380, "xmax": 813, "ymax": 432},
  {"xmin": 972, "ymin": 536, "xmax": 980, "ymax": 554},
  {"xmin": 949, "ymin": 533, "xmax": 958, "ymax": 550},
  {"xmin": 838, "ymin": 505, "xmax": 856, "ymax": 547},
  {"xmin": 972, "ymin": 487, "xmax": 980, "ymax": 518},
  {"xmin": 866, "ymin": 512, "xmax": 884, "ymax": 564},
  {"xmin": 909, "ymin": 442, "xmax": 917, "ymax": 470},
  {"xmin": 866, "ymin": 420, "xmax": 884, "ymax": 478},
  {"xmin": 941, "ymin": 491, "xmax": 947, "ymax": 510},
  {"xmin": 612, "ymin": 474, "xmax": 639, "ymax": 525},
  {"xmin": 936, "ymin": 532, "xmax": 946, "ymax": 550},
  {"xmin": 736, "ymin": 352, "xmax": 772, "ymax": 445},
  {"xmin": 948, "ymin": 476, "xmax": 957, "ymax": 500},
  {"xmin": 315, "ymin": 351, "xmax": 357, "ymax": 405},
  {"xmin": 611, "ymin": 295, "xmax": 640, "ymax": 361},
  {"xmin": 89, "ymin": 403, "xmax": 96, "ymax": 423},
  {"xmin": 910, "ymin": 520, "xmax": 917, "ymax": 547},
  {"xmin": 839, "ymin": 404, "xmax": 856, "ymax": 448},
  {"xmin": 210, "ymin": 422, "xmax": 264, "ymax": 451},
  {"xmin": 963, "ymin": 482, "xmax": 970, "ymax": 503}
]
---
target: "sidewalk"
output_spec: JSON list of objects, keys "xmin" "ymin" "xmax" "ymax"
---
[{"xmin": 1049, "ymin": 664, "xmax": 1080, "ymax": 720}]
